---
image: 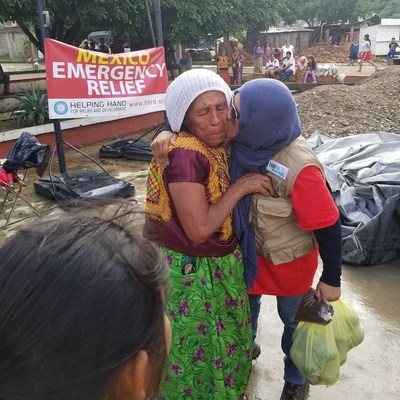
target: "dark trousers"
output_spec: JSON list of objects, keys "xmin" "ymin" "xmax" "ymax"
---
[
  {"xmin": 249, "ymin": 293, "xmax": 306, "ymax": 385},
  {"xmin": 1, "ymin": 74, "xmax": 10, "ymax": 94}
]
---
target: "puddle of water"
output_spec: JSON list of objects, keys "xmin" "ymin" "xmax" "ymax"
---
[{"xmin": 342, "ymin": 262, "xmax": 400, "ymax": 329}]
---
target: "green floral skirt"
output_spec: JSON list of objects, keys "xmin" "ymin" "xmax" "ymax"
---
[{"xmin": 159, "ymin": 246, "xmax": 252, "ymax": 400}]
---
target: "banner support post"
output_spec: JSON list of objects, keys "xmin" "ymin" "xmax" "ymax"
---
[
  {"xmin": 36, "ymin": 0, "xmax": 67, "ymax": 173},
  {"xmin": 154, "ymin": 0, "xmax": 163, "ymax": 47},
  {"xmin": 52, "ymin": 119, "xmax": 67, "ymax": 173}
]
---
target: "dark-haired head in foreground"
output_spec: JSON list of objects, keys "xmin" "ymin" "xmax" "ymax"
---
[{"xmin": 0, "ymin": 202, "xmax": 170, "ymax": 400}]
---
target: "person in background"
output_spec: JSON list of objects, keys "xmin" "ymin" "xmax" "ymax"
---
[
  {"xmin": 182, "ymin": 49, "xmax": 192, "ymax": 58},
  {"xmin": 228, "ymin": 79, "xmax": 342, "ymax": 400},
  {"xmin": 273, "ymin": 42, "xmax": 282, "ymax": 64},
  {"xmin": 217, "ymin": 48, "xmax": 231, "ymax": 85},
  {"xmin": 264, "ymin": 53, "xmax": 280, "ymax": 78},
  {"xmin": 281, "ymin": 39, "xmax": 295, "ymax": 58},
  {"xmin": 165, "ymin": 45, "xmax": 181, "ymax": 80},
  {"xmin": 89, "ymin": 40, "xmax": 97, "ymax": 51},
  {"xmin": 349, "ymin": 40, "xmax": 359, "ymax": 66},
  {"xmin": 0, "ymin": 63, "xmax": 10, "ymax": 95},
  {"xmin": 276, "ymin": 51, "xmax": 296, "ymax": 82},
  {"xmin": 303, "ymin": 55, "xmax": 317, "ymax": 83},
  {"xmin": 296, "ymin": 56, "xmax": 308, "ymax": 74},
  {"xmin": 329, "ymin": 30, "xmax": 341, "ymax": 46},
  {"xmin": 97, "ymin": 37, "xmax": 110, "ymax": 54},
  {"xmin": 79, "ymin": 39, "xmax": 90, "ymax": 49},
  {"xmin": 295, "ymin": 56, "xmax": 308, "ymax": 83},
  {"xmin": 358, "ymin": 33, "xmax": 377, "ymax": 72},
  {"xmin": 387, "ymin": 37, "xmax": 399, "ymax": 65},
  {"xmin": 263, "ymin": 40, "xmax": 273, "ymax": 65},
  {"xmin": 145, "ymin": 69, "xmax": 272, "ymax": 400},
  {"xmin": 253, "ymin": 40, "xmax": 264, "ymax": 73},
  {"xmin": 232, "ymin": 44, "xmax": 244, "ymax": 85},
  {"xmin": 110, "ymin": 36, "xmax": 126, "ymax": 53},
  {"xmin": 0, "ymin": 202, "xmax": 171, "ymax": 400}
]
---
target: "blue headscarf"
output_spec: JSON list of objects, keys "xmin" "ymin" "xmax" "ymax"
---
[{"xmin": 229, "ymin": 79, "xmax": 301, "ymax": 287}]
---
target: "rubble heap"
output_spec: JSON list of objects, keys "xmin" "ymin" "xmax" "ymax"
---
[
  {"xmin": 298, "ymin": 42, "xmax": 357, "ymax": 64},
  {"xmin": 295, "ymin": 66, "xmax": 400, "ymax": 138}
]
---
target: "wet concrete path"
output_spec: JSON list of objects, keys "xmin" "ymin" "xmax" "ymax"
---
[{"xmin": 247, "ymin": 259, "xmax": 400, "ymax": 399}]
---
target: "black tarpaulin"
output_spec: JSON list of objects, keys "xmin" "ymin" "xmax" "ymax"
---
[{"xmin": 308, "ymin": 132, "xmax": 400, "ymax": 265}]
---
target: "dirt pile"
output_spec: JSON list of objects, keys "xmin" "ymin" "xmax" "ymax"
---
[
  {"xmin": 295, "ymin": 66, "xmax": 400, "ymax": 138},
  {"xmin": 298, "ymin": 42, "xmax": 360, "ymax": 64}
]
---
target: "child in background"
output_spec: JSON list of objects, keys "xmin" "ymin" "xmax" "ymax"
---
[
  {"xmin": 296, "ymin": 56, "xmax": 308, "ymax": 82},
  {"xmin": 231, "ymin": 45, "xmax": 244, "ymax": 85},
  {"xmin": 217, "ymin": 49, "xmax": 231, "ymax": 85},
  {"xmin": 304, "ymin": 55, "xmax": 317, "ymax": 83},
  {"xmin": 349, "ymin": 40, "xmax": 359, "ymax": 66},
  {"xmin": 265, "ymin": 54, "xmax": 280, "ymax": 78},
  {"xmin": 253, "ymin": 40, "xmax": 264, "ymax": 73},
  {"xmin": 297, "ymin": 56, "xmax": 308, "ymax": 73},
  {"xmin": 387, "ymin": 37, "xmax": 399, "ymax": 65},
  {"xmin": 358, "ymin": 33, "xmax": 377, "ymax": 72}
]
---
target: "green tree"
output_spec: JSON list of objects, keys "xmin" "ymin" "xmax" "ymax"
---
[
  {"xmin": 161, "ymin": 0, "xmax": 291, "ymax": 53},
  {"xmin": 285, "ymin": 0, "xmax": 359, "ymax": 28},
  {"xmin": 357, "ymin": 0, "xmax": 400, "ymax": 18},
  {"xmin": 283, "ymin": 0, "xmax": 359, "ymax": 43},
  {"xmin": 0, "ymin": 0, "xmax": 148, "ymax": 54}
]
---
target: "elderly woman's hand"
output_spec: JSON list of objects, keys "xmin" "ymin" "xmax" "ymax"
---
[
  {"xmin": 235, "ymin": 173, "xmax": 276, "ymax": 198},
  {"xmin": 151, "ymin": 130, "xmax": 177, "ymax": 169}
]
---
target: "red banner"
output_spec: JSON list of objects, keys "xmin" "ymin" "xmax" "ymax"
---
[{"xmin": 45, "ymin": 38, "xmax": 168, "ymax": 119}]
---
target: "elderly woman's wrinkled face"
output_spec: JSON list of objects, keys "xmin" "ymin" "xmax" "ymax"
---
[{"xmin": 185, "ymin": 91, "xmax": 229, "ymax": 147}]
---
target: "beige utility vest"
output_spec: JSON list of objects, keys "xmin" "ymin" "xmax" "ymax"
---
[{"xmin": 250, "ymin": 136, "xmax": 325, "ymax": 265}]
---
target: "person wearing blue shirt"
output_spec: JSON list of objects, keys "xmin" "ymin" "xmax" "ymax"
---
[{"xmin": 349, "ymin": 40, "xmax": 359, "ymax": 66}]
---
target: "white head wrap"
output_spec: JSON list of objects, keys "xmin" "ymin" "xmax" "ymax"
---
[{"xmin": 165, "ymin": 69, "xmax": 232, "ymax": 132}]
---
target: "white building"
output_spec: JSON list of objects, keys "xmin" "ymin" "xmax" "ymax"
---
[{"xmin": 360, "ymin": 18, "xmax": 400, "ymax": 56}]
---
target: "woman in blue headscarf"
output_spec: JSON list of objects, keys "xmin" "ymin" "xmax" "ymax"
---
[{"xmin": 228, "ymin": 78, "xmax": 342, "ymax": 400}]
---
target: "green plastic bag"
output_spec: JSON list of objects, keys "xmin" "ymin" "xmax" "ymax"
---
[
  {"xmin": 290, "ymin": 321, "xmax": 340, "ymax": 385},
  {"xmin": 291, "ymin": 297, "xmax": 365, "ymax": 386},
  {"xmin": 331, "ymin": 299, "xmax": 365, "ymax": 365}
]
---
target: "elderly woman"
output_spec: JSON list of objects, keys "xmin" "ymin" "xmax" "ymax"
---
[{"xmin": 145, "ymin": 69, "xmax": 271, "ymax": 399}]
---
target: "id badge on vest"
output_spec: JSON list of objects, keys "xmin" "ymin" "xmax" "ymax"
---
[{"xmin": 264, "ymin": 160, "xmax": 289, "ymax": 181}]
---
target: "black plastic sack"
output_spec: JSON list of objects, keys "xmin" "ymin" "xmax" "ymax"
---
[
  {"xmin": 308, "ymin": 132, "xmax": 400, "ymax": 265},
  {"xmin": 295, "ymin": 288, "xmax": 334, "ymax": 325},
  {"xmin": 99, "ymin": 138, "xmax": 153, "ymax": 161},
  {"xmin": 34, "ymin": 169, "xmax": 135, "ymax": 201},
  {"xmin": 3, "ymin": 131, "xmax": 50, "ymax": 177}
]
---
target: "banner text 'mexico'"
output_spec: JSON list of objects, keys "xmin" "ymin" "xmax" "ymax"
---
[{"xmin": 76, "ymin": 50, "xmax": 151, "ymax": 65}]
